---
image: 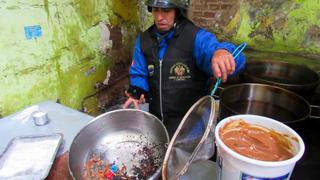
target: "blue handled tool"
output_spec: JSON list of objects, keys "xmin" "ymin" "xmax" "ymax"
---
[{"xmin": 210, "ymin": 42, "xmax": 247, "ymax": 96}]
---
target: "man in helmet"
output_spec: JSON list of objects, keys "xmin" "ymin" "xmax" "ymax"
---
[{"xmin": 123, "ymin": 0, "xmax": 246, "ymax": 137}]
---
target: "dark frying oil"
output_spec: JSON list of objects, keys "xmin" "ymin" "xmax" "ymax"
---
[{"xmin": 227, "ymin": 100, "xmax": 302, "ymax": 123}]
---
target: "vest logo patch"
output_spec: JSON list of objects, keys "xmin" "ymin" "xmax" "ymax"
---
[
  {"xmin": 148, "ymin": 65, "xmax": 154, "ymax": 77},
  {"xmin": 169, "ymin": 63, "xmax": 191, "ymax": 81}
]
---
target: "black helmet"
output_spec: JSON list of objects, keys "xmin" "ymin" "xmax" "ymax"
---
[{"xmin": 146, "ymin": 0, "xmax": 189, "ymax": 11}]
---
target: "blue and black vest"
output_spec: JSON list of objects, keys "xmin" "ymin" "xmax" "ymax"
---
[{"xmin": 140, "ymin": 19, "xmax": 208, "ymax": 122}]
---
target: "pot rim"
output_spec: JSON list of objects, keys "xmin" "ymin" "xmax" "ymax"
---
[
  {"xmin": 220, "ymin": 83, "xmax": 312, "ymax": 124},
  {"xmin": 243, "ymin": 61, "xmax": 320, "ymax": 88}
]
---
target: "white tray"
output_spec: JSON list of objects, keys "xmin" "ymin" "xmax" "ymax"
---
[{"xmin": 0, "ymin": 133, "xmax": 63, "ymax": 180}]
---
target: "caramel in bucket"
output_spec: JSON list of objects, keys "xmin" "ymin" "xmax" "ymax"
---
[{"xmin": 219, "ymin": 119, "xmax": 295, "ymax": 161}]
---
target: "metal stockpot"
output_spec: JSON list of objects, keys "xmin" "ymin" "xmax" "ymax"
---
[
  {"xmin": 242, "ymin": 61, "xmax": 320, "ymax": 101},
  {"xmin": 218, "ymin": 83, "xmax": 320, "ymax": 124},
  {"xmin": 68, "ymin": 109, "xmax": 169, "ymax": 180}
]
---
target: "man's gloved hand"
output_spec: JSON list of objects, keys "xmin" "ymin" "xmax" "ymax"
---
[
  {"xmin": 122, "ymin": 85, "xmax": 147, "ymax": 109},
  {"xmin": 211, "ymin": 49, "xmax": 235, "ymax": 82}
]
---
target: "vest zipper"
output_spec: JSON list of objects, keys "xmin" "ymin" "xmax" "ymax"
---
[{"xmin": 159, "ymin": 60, "xmax": 164, "ymax": 122}]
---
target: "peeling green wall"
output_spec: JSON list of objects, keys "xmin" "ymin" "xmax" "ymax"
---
[
  {"xmin": 0, "ymin": 0, "xmax": 140, "ymax": 116},
  {"xmin": 211, "ymin": 0, "xmax": 320, "ymax": 56}
]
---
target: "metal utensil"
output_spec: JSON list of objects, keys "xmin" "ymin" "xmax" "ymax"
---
[
  {"xmin": 162, "ymin": 96, "xmax": 217, "ymax": 179},
  {"xmin": 242, "ymin": 60, "xmax": 320, "ymax": 101},
  {"xmin": 219, "ymin": 83, "xmax": 320, "ymax": 123},
  {"xmin": 68, "ymin": 109, "xmax": 169, "ymax": 180}
]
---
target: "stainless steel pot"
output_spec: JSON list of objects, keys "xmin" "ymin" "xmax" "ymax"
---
[
  {"xmin": 68, "ymin": 109, "xmax": 169, "ymax": 180},
  {"xmin": 242, "ymin": 61, "xmax": 320, "ymax": 100},
  {"xmin": 219, "ymin": 83, "xmax": 319, "ymax": 124}
]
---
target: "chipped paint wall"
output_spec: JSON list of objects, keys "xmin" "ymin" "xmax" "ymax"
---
[
  {"xmin": 195, "ymin": 0, "xmax": 320, "ymax": 56},
  {"xmin": 0, "ymin": 0, "xmax": 142, "ymax": 117},
  {"xmin": 236, "ymin": 0, "xmax": 320, "ymax": 56}
]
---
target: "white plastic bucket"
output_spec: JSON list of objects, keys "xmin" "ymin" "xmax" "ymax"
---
[{"xmin": 215, "ymin": 114, "xmax": 305, "ymax": 180}]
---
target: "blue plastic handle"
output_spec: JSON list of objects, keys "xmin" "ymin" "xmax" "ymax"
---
[
  {"xmin": 232, "ymin": 42, "xmax": 247, "ymax": 59},
  {"xmin": 210, "ymin": 78, "xmax": 222, "ymax": 96}
]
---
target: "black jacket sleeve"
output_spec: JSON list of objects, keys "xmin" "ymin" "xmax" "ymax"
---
[{"xmin": 127, "ymin": 85, "xmax": 148, "ymax": 100}]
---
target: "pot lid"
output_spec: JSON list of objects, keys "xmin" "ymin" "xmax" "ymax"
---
[{"xmin": 161, "ymin": 96, "xmax": 218, "ymax": 180}]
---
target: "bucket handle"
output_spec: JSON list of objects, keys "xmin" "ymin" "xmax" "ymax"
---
[{"xmin": 310, "ymin": 105, "xmax": 320, "ymax": 119}]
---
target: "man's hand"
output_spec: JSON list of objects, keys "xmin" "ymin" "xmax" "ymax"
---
[
  {"xmin": 211, "ymin": 49, "xmax": 235, "ymax": 82},
  {"xmin": 122, "ymin": 91, "xmax": 145, "ymax": 109}
]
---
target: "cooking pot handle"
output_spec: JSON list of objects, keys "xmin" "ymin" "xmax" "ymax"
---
[{"xmin": 310, "ymin": 105, "xmax": 320, "ymax": 119}]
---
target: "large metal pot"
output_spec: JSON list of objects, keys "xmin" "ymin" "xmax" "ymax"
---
[
  {"xmin": 242, "ymin": 61, "xmax": 320, "ymax": 100},
  {"xmin": 68, "ymin": 109, "xmax": 169, "ymax": 180},
  {"xmin": 218, "ymin": 83, "xmax": 318, "ymax": 124}
]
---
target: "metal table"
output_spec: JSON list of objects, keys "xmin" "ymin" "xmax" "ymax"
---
[{"xmin": 0, "ymin": 100, "xmax": 92, "ymax": 155}]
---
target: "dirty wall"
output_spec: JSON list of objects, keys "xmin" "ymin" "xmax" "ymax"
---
[
  {"xmin": 190, "ymin": 0, "xmax": 320, "ymax": 68},
  {"xmin": 0, "ymin": 0, "xmax": 147, "ymax": 116},
  {"xmin": 1, "ymin": 0, "xmax": 319, "ymax": 116}
]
